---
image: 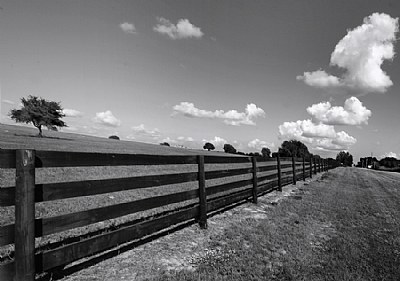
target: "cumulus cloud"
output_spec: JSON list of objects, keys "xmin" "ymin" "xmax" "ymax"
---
[
  {"xmin": 153, "ymin": 17, "xmax": 203, "ymax": 39},
  {"xmin": 307, "ymin": 97, "xmax": 371, "ymax": 125},
  {"xmin": 172, "ymin": 102, "xmax": 265, "ymax": 126},
  {"xmin": 202, "ymin": 136, "xmax": 226, "ymax": 149},
  {"xmin": 248, "ymin": 139, "xmax": 275, "ymax": 151},
  {"xmin": 63, "ymin": 109, "xmax": 83, "ymax": 117},
  {"xmin": 296, "ymin": 70, "xmax": 341, "ymax": 88},
  {"xmin": 177, "ymin": 136, "xmax": 194, "ymax": 142},
  {"xmin": 298, "ymin": 13, "xmax": 399, "ymax": 93},
  {"xmin": 278, "ymin": 120, "xmax": 356, "ymax": 151},
  {"xmin": 381, "ymin": 152, "xmax": 398, "ymax": 159},
  {"xmin": 279, "ymin": 119, "xmax": 337, "ymax": 140},
  {"xmin": 120, "ymin": 22, "xmax": 136, "ymax": 34},
  {"xmin": 93, "ymin": 110, "xmax": 121, "ymax": 127},
  {"xmin": 131, "ymin": 124, "xmax": 160, "ymax": 138}
]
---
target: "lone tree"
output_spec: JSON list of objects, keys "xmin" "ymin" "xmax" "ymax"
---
[
  {"xmin": 9, "ymin": 95, "xmax": 66, "ymax": 137},
  {"xmin": 160, "ymin": 142, "xmax": 170, "ymax": 147},
  {"xmin": 203, "ymin": 142, "xmax": 215, "ymax": 151},
  {"xmin": 336, "ymin": 151, "xmax": 353, "ymax": 167},
  {"xmin": 261, "ymin": 147, "xmax": 271, "ymax": 158},
  {"xmin": 223, "ymin": 143, "xmax": 237, "ymax": 154},
  {"xmin": 278, "ymin": 140, "xmax": 311, "ymax": 158},
  {"xmin": 108, "ymin": 135, "xmax": 120, "ymax": 140}
]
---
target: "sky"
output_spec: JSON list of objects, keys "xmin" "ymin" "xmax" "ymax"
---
[{"xmin": 0, "ymin": 0, "xmax": 399, "ymax": 162}]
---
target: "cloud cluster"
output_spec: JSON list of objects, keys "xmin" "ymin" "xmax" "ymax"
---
[
  {"xmin": 120, "ymin": 22, "xmax": 136, "ymax": 34},
  {"xmin": 248, "ymin": 139, "xmax": 275, "ymax": 151},
  {"xmin": 173, "ymin": 102, "xmax": 265, "ymax": 126},
  {"xmin": 63, "ymin": 109, "xmax": 83, "ymax": 117},
  {"xmin": 278, "ymin": 120, "xmax": 356, "ymax": 151},
  {"xmin": 307, "ymin": 97, "xmax": 371, "ymax": 125},
  {"xmin": 297, "ymin": 13, "xmax": 399, "ymax": 93},
  {"xmin": 277, "ymin": 97, "xmax": 370, "ymax": 151},
  {"xmin": 153, "ymin": 17, "xmax": 203, "ymax": 39},
  {"xmin": 94, "ymin": 111, "xmax": 121, "ymax": 127}
]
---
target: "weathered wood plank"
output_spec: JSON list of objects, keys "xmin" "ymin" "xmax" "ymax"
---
[
  {"xmin": 277, "ymin": 155, "xmax": 282, "ymax": 191},
  {"xmin": 205, "ymin": 167, "xmax": 252, "ymax": 180},
  {"xmin": 257, "ymin": 173, "xmax": 278, "ymax": 183},
  {"xmin": 204, "ymin": 155, "xmax": 251, "ymax": 164},
  {"xmin": 36, "ymin": 189, "xmax": 199, "ymax": 237},
  {"xmin": 0, "ymin": 187, "xmax": 15, "ymax": 206},
  {"xmin": 197, "ymin": 155, "xmax": 207, "ymax": 229},
  {"xmin": 40, "ymin": 206, "xmax": 199, "ymax": 271},
  {"xmin": 0, "ymin": 261, "xmax": 14, "ymax": 281},
  {"xmin": 258, "ymin": 179, "xmax": 279, "ymax": 193},
  {"xmin": 254, "ymin": 156, "xmax": 276, "ymax": 163},
  {"xmin": 0, "ymin": 224, "xmax": 15, "ymax": 246},
  {"xmin": 207, "ymin": 189, "xmax": 252, "ymax": 213},
  {"xmin": 207, "ymin": 179, "xmax": 252, "ymax": 196},
  {"xmin": 252, "ymin": 157, "xmax": 258, "ymax": 204},
  {"xmin": 35, "ymin": 151, "xmax": 197, "ymax": 167},
  {"xmin": 257, "ymin": 165, "xmax": 277, "ymax": 172},
  {"xmin": 0, "ymin": 149, "xmax": 16, "ymax": 168},
  {"xmin": 35, "ymin": 172, "xmax": 198, "ymax": 203},
  {"xmin": 15, "ymin": 149, "xmax": 36, "ymax": 281}
]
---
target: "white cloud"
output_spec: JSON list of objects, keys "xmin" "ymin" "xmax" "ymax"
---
[
  {"xmin": 63, "ymin": 108, "xmax": 83, "ymax": 117},
  {"xmin": 307, "ymin": 97, "xmax": 371, "ymax": 125},
  {"xmin": 381, "ymin": 152, "xmax": 398, "ymax": 159},
  {"xmin": 93, "ymin": 110, "xmax": 121, "ymax": 127},
  {"xmin": 130, "ymin": 124, "xmax": 160, "ymax": 138},
  {"xmin": 177, "ymin": 136, "xmax": 194, "ymax": 142},
  {"xmin": 296, "ymin": 70, "xmax": 341, "ymax": 88},
  {"xmin": 279, "ymin": 119, "xmax": 336, "ymax": 140},
  {"xmin": 2, "ymin": 99, "xmax": 15, "ymax": 105},
  {"xmin": 202, "ymin": 136, "xmax": 226, "ymax": 149},
  {"xmin": 248, "ymin": 139, "xmax": 275, "ymax": 151},
  {"xmin": 298, "ymin": 13, "xmax": 399, "ymax": 93},
  {"xmin": 172, "ymin": 102, "xmax": 265, "ymax": 126},
  {"xmin": 153, "ymin": 17, "xmax": 203, "ymax": 39},
  {"xmin": 120, "ymin": 22, "xmax": 136, "ymax": 34},
  {"xmin": 278, "ymin": 120, "xmax": 356, "ymax": 151}
]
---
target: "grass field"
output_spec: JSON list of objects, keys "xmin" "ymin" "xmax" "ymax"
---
[
  {"xmin": 59, "ymin": 167, "xmax": 400, "ymax": 281},
  {"xmin": 0, "ymin": 124, "xmax": 291, "ymax": 266}
]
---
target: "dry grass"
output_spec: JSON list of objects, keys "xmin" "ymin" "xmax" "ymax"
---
[{"xmin": 60, "ymin": 168, "xmax": 400, "ymax": 281}]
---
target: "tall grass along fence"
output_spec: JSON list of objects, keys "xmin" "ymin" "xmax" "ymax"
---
[{"xmin": 0, "ymin": 149, "xmax": 331, "ymax": 281}]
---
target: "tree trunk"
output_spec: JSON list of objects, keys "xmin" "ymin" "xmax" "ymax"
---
[{"xmin": 37, "ymin": 126, "xmax": 43, "ymax": 137}]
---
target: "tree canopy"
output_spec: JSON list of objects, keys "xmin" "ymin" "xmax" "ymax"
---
[
  {"xmin": 261, "ymin": 147, "xmax": 271, "ymax": 158},
  {"xmin": 223, "ymin": 143, "xmax": 237, "ymax": 154},
  {"xmin": 336, "ymin": 151, "xmax": 353, "ymax": 167},
  {"xmin": 108, "ymin": 135, "xmax": 120, "ymax": 140},
  {"xmin": 9, "ymin": 95, "xmax": 66, "ymax": 137},
  {"xmin": 203, "ymin": 142, "xmax": 215, "ymax": 151},
  {"xmin": 277, "ymin": 140, "xmax": 311, "ymax": 158}
]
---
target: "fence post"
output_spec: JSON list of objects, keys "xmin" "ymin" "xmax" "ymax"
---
[
  {"xmin": 197, "ymin": 155, "xmax": 207, "ymax": 229},
  {"xmin": 15, "ymin": 149, "xmax": 36, "ymax": 281},
  {"xmin": 292, "ymin": 156, "xmax": 296, "ymax": 185},
  {"xmin": 314, "ymin": 157, "xmax": 317, "ymax": 174},
  {"xmin": 252, "ymin": 157, "xmax": 258, "ymax": 204},
  {"xmin": 318, "ymin": 159, "xmax": 321, "ymax": 173},
  {"xmin": 309, "ymin": 157, "xmax": 313, "ymax": 178},
  {"xmin": 277, "ymin": 155, "xmax": 282, "ymax": 192},
  {"xmin": 302, "ymin": 157, "xmax": 306, "ymax": 181}
]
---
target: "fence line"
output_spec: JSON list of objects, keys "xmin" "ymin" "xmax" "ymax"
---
[{"xmin": 0, "ymin": 149, "xmax": 332, "ymax": 281}]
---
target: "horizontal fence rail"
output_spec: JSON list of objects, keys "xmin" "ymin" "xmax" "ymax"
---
[{"xmin": 0, "ymin": 149, "xmax": 333, "ymax": 281}]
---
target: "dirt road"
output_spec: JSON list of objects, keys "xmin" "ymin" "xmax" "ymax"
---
[{"xmin": 58, "ymin": 168, "xmax": 400, "ymax": 281}]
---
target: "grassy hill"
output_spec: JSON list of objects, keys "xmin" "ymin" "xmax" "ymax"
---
[{"xmin": 0, "ymin": 123, "xmax": 227, "ymax": 156}]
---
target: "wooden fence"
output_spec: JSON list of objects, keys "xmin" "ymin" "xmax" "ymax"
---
[{"xmin": 0, "ymin": 149, "xmax": 331, "ymax": 280}]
